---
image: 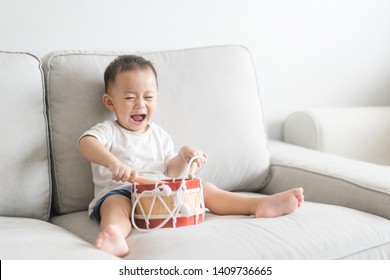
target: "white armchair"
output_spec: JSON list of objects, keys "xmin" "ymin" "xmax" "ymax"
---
[{"xmin": 282, "ymin": 107, "xmax": 390, "ymax": 165}]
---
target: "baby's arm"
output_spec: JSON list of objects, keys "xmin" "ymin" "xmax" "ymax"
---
[
  {"xmin": 167, "ymin": 146, "xmax": 207, "ymax": 178},
  {"xmin": 78, "ymin": 135, "xmax": 138, "ymax": 182}
]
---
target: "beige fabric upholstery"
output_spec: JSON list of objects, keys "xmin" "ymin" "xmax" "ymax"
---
[
  {"xmin": 0, "ymin": 51, "xmax": 51, "ymax": 220},
  {"xmin": 264, "ymin": 140, "xmax": 390, "ymax": 220}
]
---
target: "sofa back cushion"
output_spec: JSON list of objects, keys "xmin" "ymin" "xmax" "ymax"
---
[
  {"xmin": 0, "ymin": 51, "xmax": 51, "ymax": 220},
  {"xmin": 43, "ymin": 46, "xmax": 270, "ymax": 215}
]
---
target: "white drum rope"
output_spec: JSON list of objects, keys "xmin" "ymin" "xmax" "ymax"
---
[{"xmin": 131, "ymin": 155, "xmax": 207, "ymax": 232}]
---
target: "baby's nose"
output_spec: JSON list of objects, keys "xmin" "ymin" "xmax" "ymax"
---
[{"xmin": 135, "ymin": 98, "xmax": 146, "ymax": 108}]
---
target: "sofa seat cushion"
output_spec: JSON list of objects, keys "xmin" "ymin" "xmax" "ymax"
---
[
  {"xmin": 0, "ymin": 51, "xmax": 51, "ymax": 220},
  {"xmin": 0, "ymin": 217, "xmax": 118, "ymax": 259},
  {"xmin": 51, "ymin": 196, "xmax": 390, "ymax": 259},
  {"xmin": 42, "ymin": 46, "xmax": 270, "ymax": 215}
]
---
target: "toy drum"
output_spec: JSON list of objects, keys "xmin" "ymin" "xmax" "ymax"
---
[{"xmin": 131, "ymin": 178, "xmax": 205, "ymax": 231}]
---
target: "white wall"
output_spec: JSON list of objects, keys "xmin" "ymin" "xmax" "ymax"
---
[{"xmin": 1, "ymin": 0, "xmax": 390, "ymax": 139}]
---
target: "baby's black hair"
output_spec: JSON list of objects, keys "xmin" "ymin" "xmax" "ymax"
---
[{"xmin": 104, "ymin": 55, "xmax": 158, "ymax": 92}]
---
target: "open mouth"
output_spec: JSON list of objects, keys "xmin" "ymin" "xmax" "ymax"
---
[{"xmin": 130, "ymin": 114, "xmax": 147, "ymax": 123}]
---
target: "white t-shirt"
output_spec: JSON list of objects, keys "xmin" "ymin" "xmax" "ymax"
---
[{"xmin": 81, "ymin": 120, "xmax": 177, "ymax": 215}]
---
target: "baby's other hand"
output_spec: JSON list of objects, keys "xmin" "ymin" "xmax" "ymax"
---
[
  {"xmin": 179, "ymin": 146, "xmax": 208, "ymax": 168},
  {"xmin": 108, "ymin": 158, "xmax": 138, "ymax": 183}
]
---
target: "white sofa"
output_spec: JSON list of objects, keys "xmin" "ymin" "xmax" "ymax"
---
[{"xmin": 1, "ymin": 46, "xmax": 389, "ymax": 260}]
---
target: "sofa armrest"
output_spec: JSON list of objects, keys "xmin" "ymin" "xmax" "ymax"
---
[
  {"xmin": 283, "ymin": 107, "xmax": 390, "ymax": 165},
  {"xmin": 262, "ymin": 140, "xmax": 390, "ymax": 220}
]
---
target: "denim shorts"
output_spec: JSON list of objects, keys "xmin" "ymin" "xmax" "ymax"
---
[{"xmin": 92, "ymin": 185, "xmax": 132, "ymax": 224}]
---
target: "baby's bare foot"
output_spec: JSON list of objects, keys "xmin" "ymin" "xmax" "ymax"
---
[
  {"xmin": 254, "ymin": 188, "xmax": 304, "ymax": 218},
  {"xmin": 96, "ymin": 224, "xmax": 129, "ymax": 257}
]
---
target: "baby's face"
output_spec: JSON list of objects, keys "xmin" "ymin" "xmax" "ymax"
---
[{"xmin": 105, "ymin": 68, "xmax": 159, "ymax": 133}]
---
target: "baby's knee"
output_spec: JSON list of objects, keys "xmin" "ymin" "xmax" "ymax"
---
[
  {"xmin": 202, "ymin": 181, "xmax": 222, "ymax": 200},
  {"xmin": 202, "ymin": 181, "xmax": 217, "ymax": 190}
]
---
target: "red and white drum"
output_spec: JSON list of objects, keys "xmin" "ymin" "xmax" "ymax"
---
[{"xmin": 131, "ymin": 178, "xmax": 205, "ymax": 231}]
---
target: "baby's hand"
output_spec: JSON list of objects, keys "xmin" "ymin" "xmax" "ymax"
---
[
  {"xmin": 108, "ymin": 158, "xmax": 138, "ymax": 183},
  {"xmin": 179, "ymin": 146, "xmax": 208, "ymax": 168}
]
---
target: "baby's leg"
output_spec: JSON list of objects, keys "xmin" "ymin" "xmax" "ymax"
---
[
  {"xmin": 203, "ymin": 182, "xmax": 304, "ymax": 218},
  {"xmin": 97, "ymin": 194, "xmax": 132, "ymax": 257}
]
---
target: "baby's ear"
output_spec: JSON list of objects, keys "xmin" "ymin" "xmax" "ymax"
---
[{"xmin": 103, "ymin": 93, "xmax": 115, "ymax": 111}]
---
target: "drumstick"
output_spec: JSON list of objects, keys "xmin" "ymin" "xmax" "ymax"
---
[
  {"xmin": 188, "ymin": 162, "xmax": 198, "ymax": 179},
  {"xmin": 133, "ymin": 176, "xmax": 168, "ymax": 184}
]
